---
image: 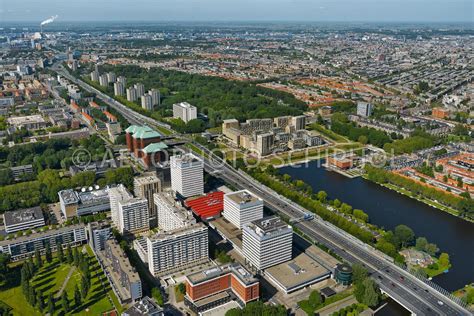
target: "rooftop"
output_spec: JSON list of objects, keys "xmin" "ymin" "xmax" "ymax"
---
[
  {"xmin": 224, "ymin": 190, "xmax": 261, "ymax": 205},
  {"xmin": 7, "ymin": 114, "xmax": 45, "ymax": 125},
  {"xmin": 125, "ymin": 125, "xmax": 162, "ymax": 139},
  {"xmin": 122, "ymin": 296, "xmax": 163, "ymax": 316},
  {"xmin": 248, "ymin": 216, "xmax": 290, "ymax": 235},
  {"xmin": 3, "ymin": 207, "xmax": 44, "ymax": 226},
  {"xmin": 185, "ymin": 191, "xmax": 224, "ymax": 219},
  {"xmin": 265, "ymin": 252, "xmax": 331, "ymax": 292},
  {"xmin": 186, "ymin": 263, "xmax": 257, "ymax": 286},
  {"xmin": 0, "ymin": 224, "xmax": 85, "ymax": 246},
  {"xmin": 142, "ymin": 142, "xmax": 169, "ymax": 154},
  {"xmin": 105, "ymin": 239, "xmax": 140, "ymax": 283}
]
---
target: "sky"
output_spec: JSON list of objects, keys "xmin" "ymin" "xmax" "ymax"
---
[{"xmin": 0, "ymin": 0, "xmax": 473, "ymax": 23}]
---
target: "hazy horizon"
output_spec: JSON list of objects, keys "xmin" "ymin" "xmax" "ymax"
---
[{"xmin": 1, "ymin": 0, "xmax": 473, "ymax": 23}]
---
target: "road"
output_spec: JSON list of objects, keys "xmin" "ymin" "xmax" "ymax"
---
[{"xmin": 52, "ymin": 62, "xmax": 471, "ymax": 316}]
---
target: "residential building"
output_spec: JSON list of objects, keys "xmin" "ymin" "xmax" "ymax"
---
[
  {"xmin": 255, "ymin": 133, "xmax": 274, "ymax": 156},
  {"xmin": 134, "ymin": 83, "xmax": 145, "ymax": 97},
  {"xmin": 146, "ymin": 223, "xmax": 208, "ymax": 276},
  {"xmin": 101, "ymin": 239, "xmax": 142, "ymax": 303},
  {"xmin": 99, "ymin": 74, "xmax": 109, "ymax": 87},
  {"xmin": 3, "ymin": 207, "xmax": 45, "ymax": 234},
  {"xmin": 242, "ymin": 216, "xmax": 293, "ymax": 271},
  {"xmin": 134, "ymin": 173, "xmax": 162, "ymax": 224},
  {"xmin": 87, "ymin": 221, "xmax": 111, "ymax": 252},
  {"xmin": 7, "ymin": 115, "xmax": 47, "ymax": 131},
  {"xmin": 114, "ymin": 82, "xmax": 125, "ymax": 96},
  {"xmin": 109, "ymin": 184, "xmax": 149, "ymax": 234},
  {"xmin": 107, "ymin": 72, "xmax": 116, "ymax": 83},
  {"xmin": 154, "ymin": 193, "xmax": 196, "ymax": 231},
  {"xmin": 0, "ymin": 224, "xmax": 87, "ymax": 261},
  {"xmin": 291, "ymin": 115, "xmax": 306, "ymax": 130},
  {"xmin": 141, "ymin": 94, "xmax": 153, "ymax": 111},
  {"xmin": 223, "ymin": 190, "xmax": 263, "ymax": 229},
  {"xmin": 117, "ymin": 76, "xmax": 127, "ymax": 85},
  {"xmin": 90, "ymin": 71, "xmax": 99, "ymax": 82},
  {"xmin": 149, "ymin": 89, "xmax": 160, "ymax": 106},
  {"xmin": 127, "ymin": 87, "xmax": 138, "ymax": 102},
  {"xmin": 173, "ymin": 102, "xmax": 197, "ymax": 123},
  {"xmin": 170, "ymin": 153, "xmax": 204, "ymax": 198},
  {"xmin": 184, "ymin": 263, "xmax": 259, "ymax": 313}
]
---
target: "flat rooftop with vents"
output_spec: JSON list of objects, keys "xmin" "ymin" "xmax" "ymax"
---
[{"xmin": 3, "ymin": 206, "xmax": 45, "ymax": 234}]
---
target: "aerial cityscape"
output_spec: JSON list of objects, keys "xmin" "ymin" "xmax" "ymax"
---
[{"xmin": 0, "ymin": 1, "xmax": 473, "ymax": 316}]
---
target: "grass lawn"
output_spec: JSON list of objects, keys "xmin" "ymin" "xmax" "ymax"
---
[
  {"xmin": 174, "ymin": 286, "xmax": 185, "ymax": 303},
  {"xmin": 0, "ymin": 246, "xmax": 118, "ymax": 316},
  {"xmin": 310, "ymin": 123, "xmax": 349, "ymax": 143}
]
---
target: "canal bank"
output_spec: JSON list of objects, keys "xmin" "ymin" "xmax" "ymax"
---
[{"xmin": 279, "ymin": 160, "xmax": 474, "ymax": 292}]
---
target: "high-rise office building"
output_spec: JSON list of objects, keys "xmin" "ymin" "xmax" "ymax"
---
[
  {"xmin": 154, "ymin": 193, "xmax": 196, "ymax": 231},
  {"xmin": 173, "ymin": 102, "xmax": 197, "ymax": 123},
  {"xmin": 242, "ymin": 216, "xmax": 293, "ymax": 271},
  {"xmin": 357, "ymin": 101, "xmax": 373, "ymax": 117},
  {"xmin": 134, "ymin": 83, "xmax": 145, "ymax": 97},
  {"xmin": 170, "ymin": 154, "xmax": 204, "ymax": 198},
  {"xmin": 114, "ymin": 82, "xmax": 125, "ymax": 96},
  {"xmin": 141, "ymin": 95, "xmax": 153, "ymax": 111},
  {"xmin": 149, "ymin": 89, "xmax": 161, "ymax": 106},
  {"xmin": 223, "ymin": 190, "xmax": 264, "ymax": 229},
  {"xmin": 146, "ymin": 223, "xmax": 208, "ymax": 276},
  {"xmin": 99, "ymin": 74, "xmax": 109, "ymax": 87},
  {"xmin": 126, "ymin": 87, "xmax": 138, "ymax": 102},
  {"xmin": 134, "ymin": 173, "xmax": 162, "ymax": 223}
]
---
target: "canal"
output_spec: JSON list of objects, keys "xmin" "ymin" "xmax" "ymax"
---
[{"xmin": 279, "ymin": 160, "xmax": 474, "ymax": 292}]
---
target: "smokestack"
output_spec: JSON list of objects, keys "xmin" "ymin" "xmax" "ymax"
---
[{"xmin": 40, "ymin": 15, "xmax": 58, "ymax": 32}]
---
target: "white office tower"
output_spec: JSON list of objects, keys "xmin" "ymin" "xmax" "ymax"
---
[
  {"xmin": 99, "ymin": 74, "xmax": 109, "ymax": 87},
  {"xmin": 356, "ymin": 101, "xmax": 373, "ymax": 117},
  {"xmin": 127, "ymin": 87, "xmax": 138, "ymax": 102},
  {"xmin": 146, "ymin": 223, "xmax": 208, "ymax": 276},
  {"xmin": 172, "ymin": 102, "xmax": 197, "ymax": 123},
  {"xmin": 223, "ymin": 190, "xmax": 264, "ymax": 229},
  {"xmin": 109, "ymin": 185, "xmax": 149, "ymax": 234},
  {"xmin": 134, "ymin": 173, "xmax": 162, "ymax": 222},
  {"xmin": 154, "ymin": 193, "xmax": 196, "ymax": 231},
  {"xmin": 242, "ymin": 216, "xmax": 293, "ymax": 271},
  {"xmin": 106, "ymin": 72, "xmax": 116, "ymax": 83},
  {"xmin": 134, "ymin": 83, "xmax": 145, "ymax": 97},
  {"xmin": 149, "ymin": 89, "xmax": 160, "ymax": 106},
  {"xmin": 90, "ymin": 71, "xmax": 99, "ymax": 82},
  {"xmin": 118, "ymin": 198, "xmax": 149, "ymax": 234},
  {"xmin": 141, "ymin": 95, "xmax": 153, "ymax": 111},
  {"xmin": 114, "ymin": 82, "xmax": 124, "ymax": 96},
  {"xmin": 117, "ymin": 76, "xmax": 127, "ymax": 85},
  {"xmin": 170, "ymin": 154, "xmax": 204, "ymax": 198}
]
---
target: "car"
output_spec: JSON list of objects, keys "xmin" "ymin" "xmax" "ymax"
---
[
  {"xmin": 437, "ymin": 301, "xmax": 444, "ymax": 306},
  {"xmin": 400, "ymin": 276, "xmax": 405, "ymax": 281}
]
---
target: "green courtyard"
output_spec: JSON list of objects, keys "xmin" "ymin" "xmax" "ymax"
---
[{"xmin": 0, "ymin": 245, "xmax": 120, "ymax": 315}]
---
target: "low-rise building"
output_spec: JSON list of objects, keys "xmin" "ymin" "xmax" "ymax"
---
[
  {"xmin": 3, "ymin": 207, "xmax": 45, "ymax": 234},
  {"xmin": 184, "ymin": 263, "xmax": 259, "ymax": 314},
  {"xmin": 7, "ymin": 114, "xmax": 47, "ymax": 131},
  {"xmin": 122, "ymin": 296, "xmax": 164, "ymax": 316},
  {"xmin": 58, "ymin": 187, "xmax": 110, "ymax": 218}
]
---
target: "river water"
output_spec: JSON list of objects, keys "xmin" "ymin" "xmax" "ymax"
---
[{"xmin": 279, "ymin": 160, "xmax": 474, "ymax": 292}]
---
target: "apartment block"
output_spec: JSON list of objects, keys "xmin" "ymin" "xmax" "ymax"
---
[
  {"xmin": 173, "ymin": 102, "xmax": 197, "ymax": 123},
  {"xmin": 170, "ymin": 154, "xmax": 204, "ymax": 198}
]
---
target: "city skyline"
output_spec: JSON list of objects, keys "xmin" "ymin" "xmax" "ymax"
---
[{"xmin": 0, "ymin": 0, "xmax": 473, "ymax": 23}]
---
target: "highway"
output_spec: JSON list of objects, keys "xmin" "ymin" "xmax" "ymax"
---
[{"xmin": 52, "ymin": 63, "xmax": 471, "ymax": 316}]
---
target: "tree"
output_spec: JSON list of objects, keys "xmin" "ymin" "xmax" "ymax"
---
[
  {"xmin": 308, "ymin": 290, "xmax": 322, "ymax": 308},
  {"xmin": 333, "ymin": 199, "xmax": 341, "ymax": 208},
  {"xmin": 438, "ymin": 253, "xmax": 450, "ymax": 268},
  {"xmin": 74, "ymin": 284, "xmax": 82, "ymax": 307},
  {"xmin": 73, "ymin": 247, "xmax": 80, "ymax": 266},
  {"xmin": 36, "ymin": 292, "xmax": 44, "ymax": 311},
  {"xmin": 66, "ymin": 245, "xmax": 73, "ymax": 264},
  {"xmin": 34, "ymin": 248, "xmax": 43, "ymax": 268},
  {"xmin": 0, "ymin": 253, "xmax": 10, "ymax": 283},
  {"xmin": 360, "ymin": 278, "xmax": 380, "ymax": 307},
  {"xmin": 47, "ymin": 293, "xmax": 55, "ymax": 315},
  {"xmin": 57, "ymin": 244, "xmax": 64, "ymax": 262},
  {"xmin": 317, "ymin": 190, "xmax": 328, "ymax": 203},
  {"xmin": 352, "ymin": 264, "xmax": 368, "ymax": 285},
  {"xmin": 425, "ymin": 243, "xmax": 439, "ymax": 256},
  {"xmin": 61, "ymin": 291, "xmax": 70, "ymax": 313},
  {"xmin": 45, "ymin": 243, "xmax": 52, "ymax": 263},
  {"xmin": 151, "ymin": 287, "xmax": 164, "ymax": 306},
  {"xmin": 415, "ymin": 237, "xmax": 428, "ymax": 251},
  {"xmin": 394, "ymin": 225, "xmax": 414, "ymax": 248}
]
